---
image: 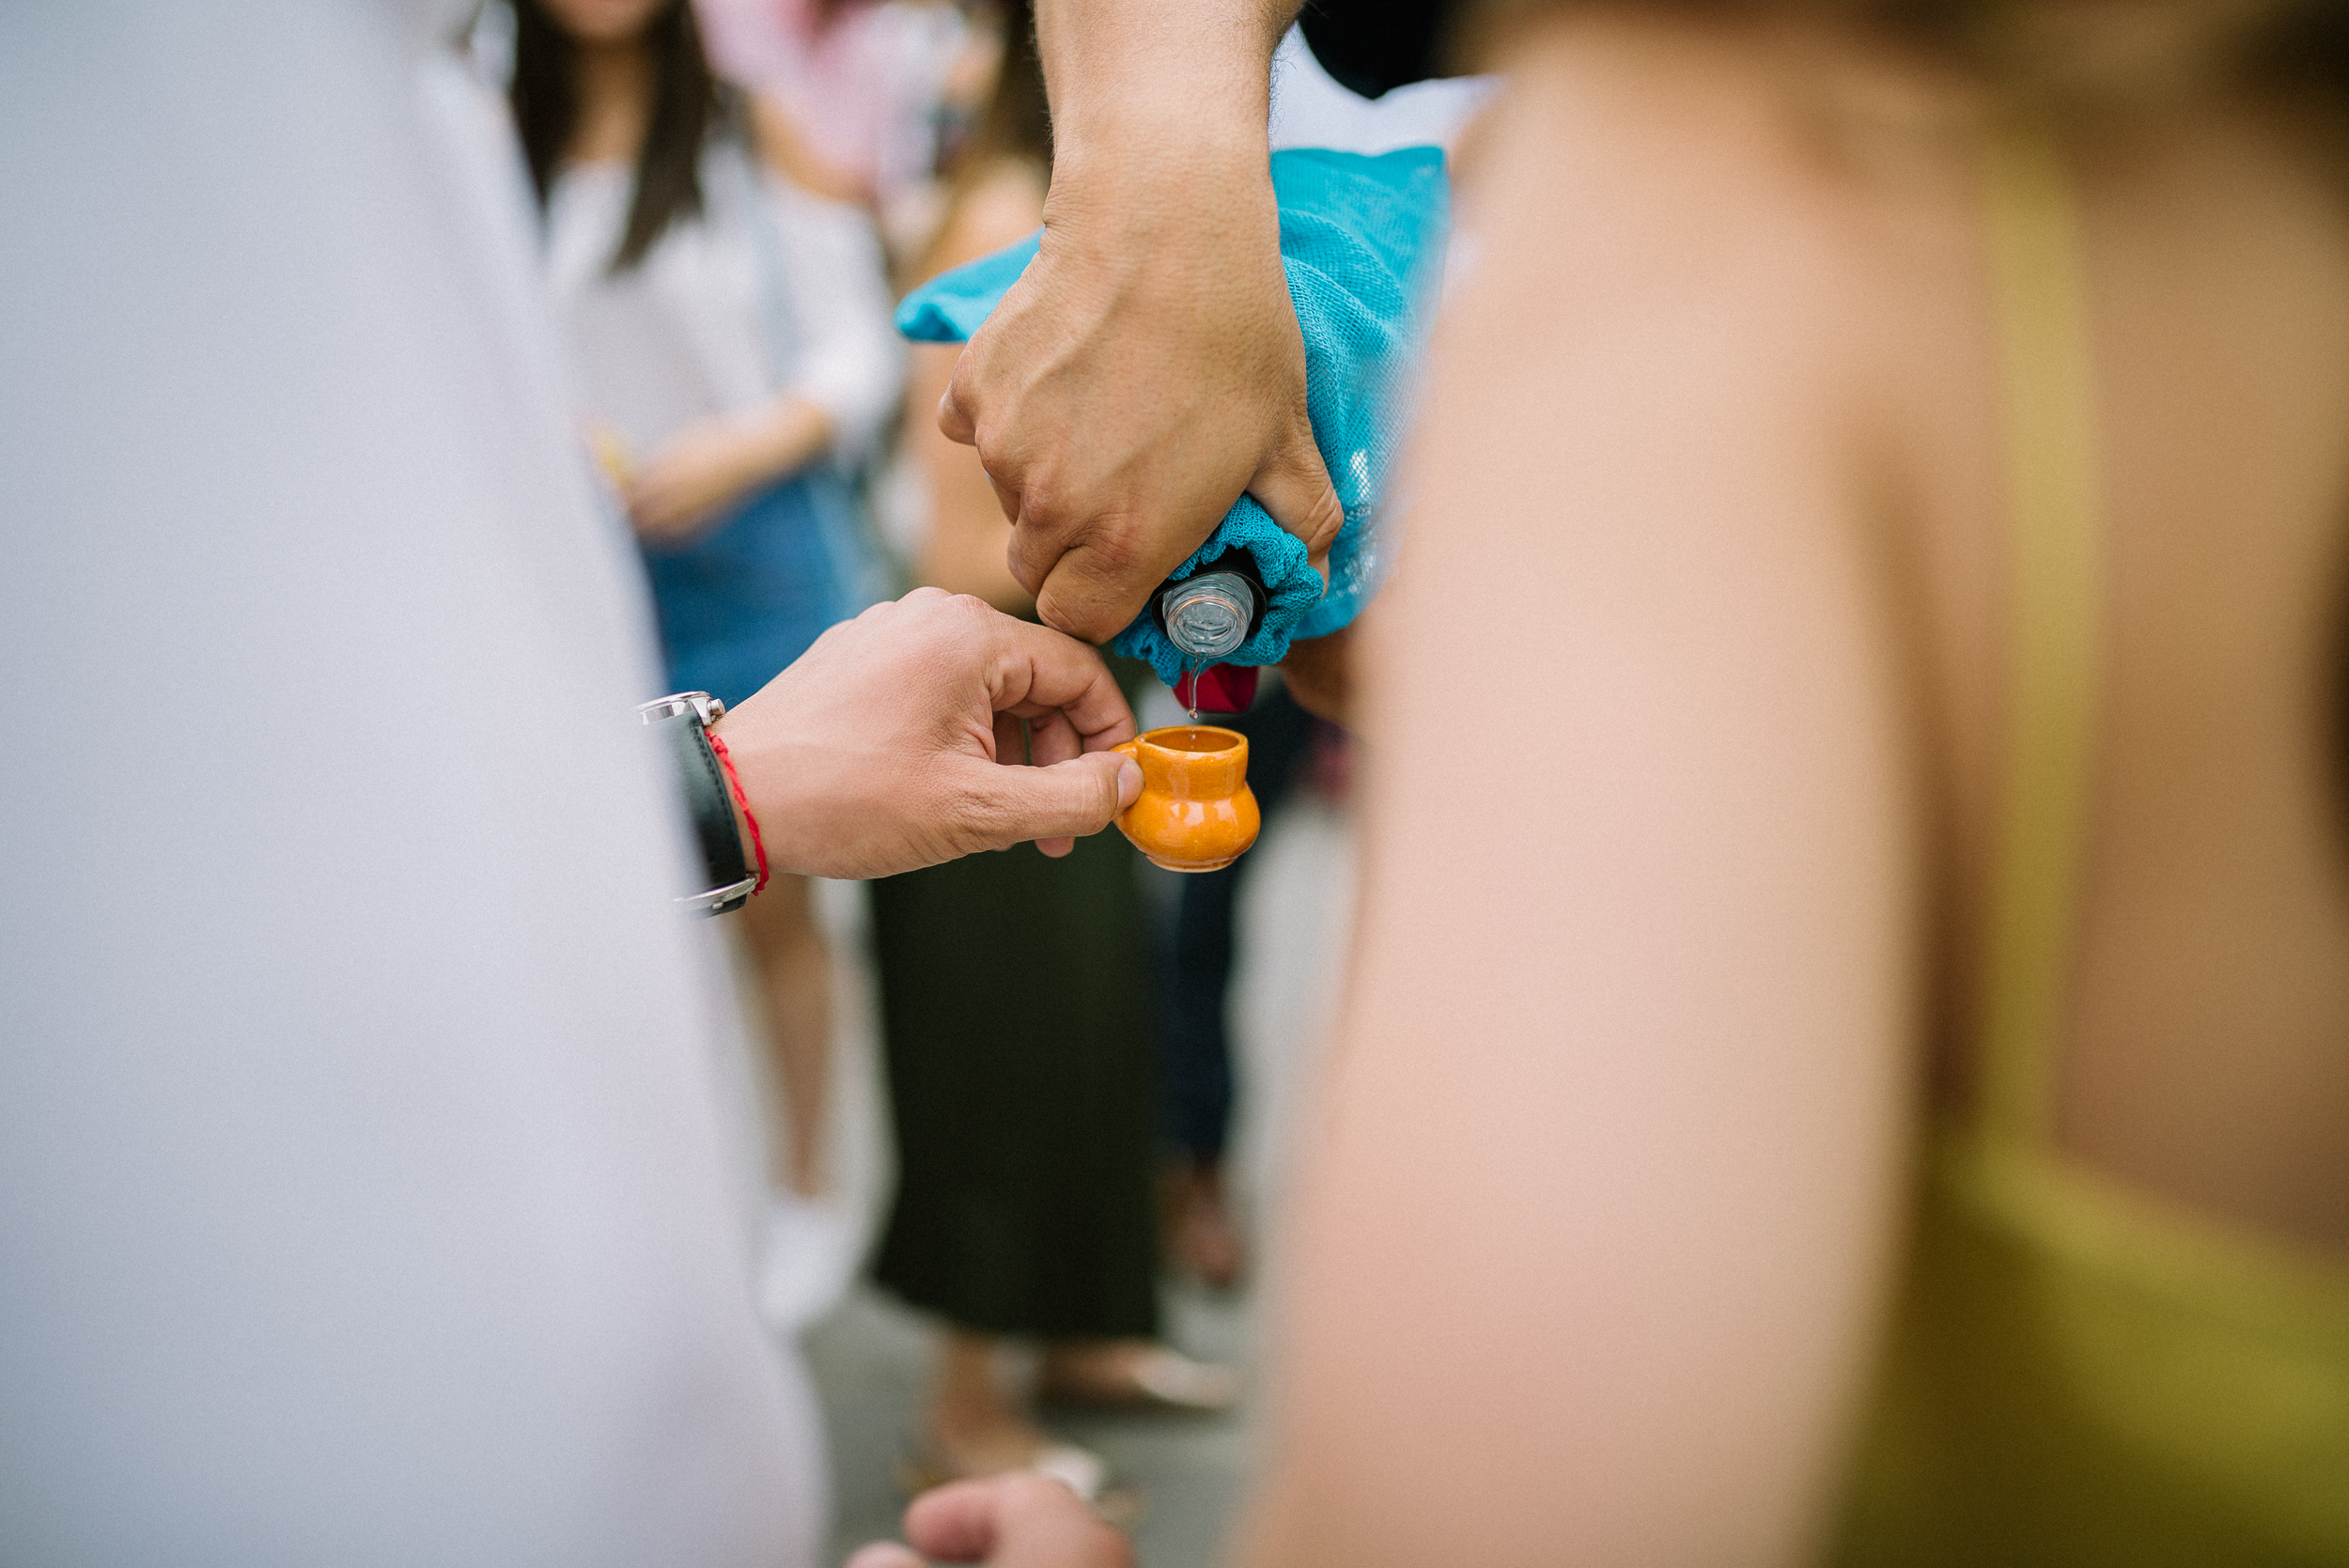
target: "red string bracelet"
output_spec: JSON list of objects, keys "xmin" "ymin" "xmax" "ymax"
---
[{"xmin": 705, "ymin": 733, "xmax": 770, "ymax": 898}]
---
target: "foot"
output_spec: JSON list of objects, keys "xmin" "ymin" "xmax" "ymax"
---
[
  {"xmin": 1035, "ymin": 1341, "xmax": 1241, "ymax": 1413},
  {"xmin": 1162, "ymin": 1160, "xmax": 1246, "ymax": 1290}
]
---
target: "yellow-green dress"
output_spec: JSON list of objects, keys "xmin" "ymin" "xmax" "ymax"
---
[
  {"xmin": 1833, "ymin": 123, "xmax": 2349, "ymax": 1566},
  {"xmin": 865, "ymin": 662, "xmax": 1162, "ymax": 1341}
]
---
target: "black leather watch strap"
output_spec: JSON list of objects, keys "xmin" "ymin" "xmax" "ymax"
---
[{"xmin": 639, "ymin": 693, "xmax": 757, "ymax": 916}]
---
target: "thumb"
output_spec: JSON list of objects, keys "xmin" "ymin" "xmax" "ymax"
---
[
  {"xmin": 1026, "ymin": 535, "xmax": 1172, "ymax": 647},
  {"xmin": 1248, "ymin": 411, "xmax": 1346, "ymax": 569},
  {"xmin": 953, "ymin": 752, "xmax": 1142, "ymax": 857}
]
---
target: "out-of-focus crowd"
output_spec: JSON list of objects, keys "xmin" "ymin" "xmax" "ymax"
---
[
  {"xmin": 467, "ymin": 0, "xmax": 1346, "ymax": 1503},
  {"xmin": 15, "ymin": 8, "xmax": 2348, "ymax": 1566}
]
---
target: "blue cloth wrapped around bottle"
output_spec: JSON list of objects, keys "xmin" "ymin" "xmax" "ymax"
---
[{"xmin": 894, "ymin": 146, "xmax": 1451, "ymax": 685}]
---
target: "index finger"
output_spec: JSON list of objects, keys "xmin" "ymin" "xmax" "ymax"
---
[
  {"xmin": 985, "ymin": 616, "xmax": 1136, "ymax": 751},
  {"xmin": 1025, "ymin": 536, "xmax": 1172, "ymax": 647}
]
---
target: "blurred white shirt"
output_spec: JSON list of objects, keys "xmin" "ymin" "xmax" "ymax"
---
[
  {"xmin": 1267, "ymin": 24, "xmax": 1495, "ymax": 156},
  {"xmin": 544, "ymin": 139, "xmax": 901, "ymax": 467},
  {"xmin": 0, "ymin": 3, "xmax": 824, "ymax": 1563}
]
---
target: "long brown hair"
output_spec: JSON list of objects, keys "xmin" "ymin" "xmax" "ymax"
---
[
  {"xmin": 508, "ymin": 0, "xmax": 722, "ymax": 272},
  {"xmin": 951, "ymin": 0, "xmax": 1050, "ymax": 181}
]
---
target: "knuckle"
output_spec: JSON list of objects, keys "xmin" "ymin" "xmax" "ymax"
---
[
  {"xmin": 941, "ymin": 347, "xmax": 980, "ymax": 406},
  {"xmin": 1080, "ymin": 521, "xmax": 1143, "ymax": 582},
  {"xmin": 1079, "ymin": 768, "xmax": 1119, "ymax": 828},
  {"xmin": 1308, "ymin": 488, "xmax": 1346, "ymax": 550},
  {"xmin": 1013, "ymin": 472, "xmax": 1068, "ymax": 534},
  {"xmin": 1034, "ymin": 582, "xmax": 1115, "ymax": 644},
  {"xmin": 971, "ymin": 428, "xmax": 1019, "ymax": 488},
  {"xmin": 904, "ymin": 590, "xmax": 998, "ymax": 666},
  {"xmin": 935, "ymin": 774, "xmax": 1016, "ymax": 851},
  {"xmin": 932, "ymin": 588, "xmax": 993, "ymax": 629},
  {"xmin": 941, "ymin": 591, "xmax": 999, "ymax": 647},
  {"xmin": 1004, "ymin": 536, "xmax": 1043, "ymax": 595}
]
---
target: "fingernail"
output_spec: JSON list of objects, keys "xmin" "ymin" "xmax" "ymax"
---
[{"xmin": 1117, "ymin": 758, "xmax": 1142, "ymax": 808}]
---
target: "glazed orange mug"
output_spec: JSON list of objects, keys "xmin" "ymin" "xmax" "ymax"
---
[{"xmin": 1110, "ymin": 725, "xmax": 1261, "ymax": 873}]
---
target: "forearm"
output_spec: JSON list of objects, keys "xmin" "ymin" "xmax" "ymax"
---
[
  {"xmin": 701, "ymin": 592, "xmax": 1142, "ymax": 881},
  {"xmin": 743, "ymin": 395, "xmax": 833, "ymax": 485},
  {"xmin": 623, "ymin": 398, "xmax": 832, "ymax": 542},
  {"xmin": 1034, "ymin": 0, "xmax": 1295, "ymax": 174},
  {"xmin": 938, "ymin": 0, "xmax": 1339, "ymax": 642}
]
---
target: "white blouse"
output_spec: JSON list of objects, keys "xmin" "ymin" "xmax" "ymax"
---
[{"xmin": 545, "ymin": 138, "xmax": 902, "ymax": 469}]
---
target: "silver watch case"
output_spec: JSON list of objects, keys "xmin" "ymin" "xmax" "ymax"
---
[{"xmin": 638, "ymin": 691, "xmax": 757, "ymax": 915}]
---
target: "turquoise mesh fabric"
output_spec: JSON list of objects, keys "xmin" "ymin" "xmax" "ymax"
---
[{"xmin": 895, "ymin": 147, "xmax": 1450, "ymax": 684}]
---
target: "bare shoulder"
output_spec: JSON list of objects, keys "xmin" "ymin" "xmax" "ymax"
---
[
  {"xmin": 1378, "ymin": 12, "xmax": 1962, "ymax": 816},
  {"xmin": 1461, "ymin": 13, "xmax": 1982, "ymax": 380}
]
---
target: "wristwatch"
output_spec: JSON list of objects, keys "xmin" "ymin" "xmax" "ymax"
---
[{"xmin": 639, "ymin": 691, "xmax": 758, "ymax": 916}]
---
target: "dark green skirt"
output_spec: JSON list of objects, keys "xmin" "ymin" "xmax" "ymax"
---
[{"xmin": 867, "ymin": 826, "xmax": 1162, "ymax": 1339}]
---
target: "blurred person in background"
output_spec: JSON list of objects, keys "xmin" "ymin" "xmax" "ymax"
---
[
  {"xmin": 694, "ymin": 0, "xmax": 985, "ymax": 261},
  {"xmin": 1156, "ymin": 678, "xmax": 1323, "ymax": 1291},
  {"xmin": 508, "ymin": 0, "xmax": 902, "ymax": 1328},
  {"xmin": 0, "ymin": 2, "xmax": 1143, "ymax": 1561},
  {"xmin": 850, "ymin": 0, "xmax": 2349, "ymax": 1564},
  {"xmin": 867, "ymin": 0, "xmax": 1240, "ymax": 1497}
]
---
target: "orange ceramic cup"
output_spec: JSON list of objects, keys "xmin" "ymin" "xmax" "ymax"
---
[{"xmin": 1111, "ymin": 725, "xmax": 1262, "ymax": 873}]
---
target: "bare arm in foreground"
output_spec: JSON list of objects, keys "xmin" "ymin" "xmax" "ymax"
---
[
  {"xmin": 1236, "ymin": 28, "xmax": 1918, "ymax": 1565},
  {"xmin": 855, "ymin": 20, "xmax": 1920, "ymax": 1567},
  {"xmin": 937, "ymin": 0, "xmax": 1343, "ymax": 643},
  {"xmin": 711, "ymin": 589, "xmax": 1142, "ymax": 879}
]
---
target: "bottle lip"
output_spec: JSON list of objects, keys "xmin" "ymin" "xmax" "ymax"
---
[
  {"xmin": 1165, "ymin": 577, "xmax": 1252, "ymax": 660},
  {"xmin": 1150, "ymin": 557, "xmax": 1269, "ymax": 656}
]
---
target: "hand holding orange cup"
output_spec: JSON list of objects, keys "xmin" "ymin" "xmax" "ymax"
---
[{"xmin": 1110, "ymin": 725, "xmax": 1261, "ymax": 873}]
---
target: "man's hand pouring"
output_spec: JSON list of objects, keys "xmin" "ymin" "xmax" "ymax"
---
[
  {"xmin": 933, "ymin": 0, "xmax": 1342, "ymax": 645},
  {"xmin": 709, "ymin": 589, "xmax": 1143, "ymax": 879}
]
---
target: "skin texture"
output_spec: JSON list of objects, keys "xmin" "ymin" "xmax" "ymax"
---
[
  {"xmin": 1235, "ymin": 30, "xmax": 2349, "ymax": 1568},
  {"xmin": 1240, "ymin": 32, "xmax": 1919, "ymax": 1562},
  {"xmin": 856, "ymin": 5, "xmax": 2349, "ymax": 1565},
  {"xmin": 540, "ymin": 0, "xmax": 848, "ymax": 1193},
  {"xmin": 935, "ymin": 0, "xmax": 1343, "ymax": 644},
  {"xmin": 710, "ymin": 589, "xmax": 1143, "ymax": 877}
]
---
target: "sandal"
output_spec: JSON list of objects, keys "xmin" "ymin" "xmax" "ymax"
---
[{"xmin": 1034, "ymin": 1345, "xmax": 1241, "ymax": 1413}]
